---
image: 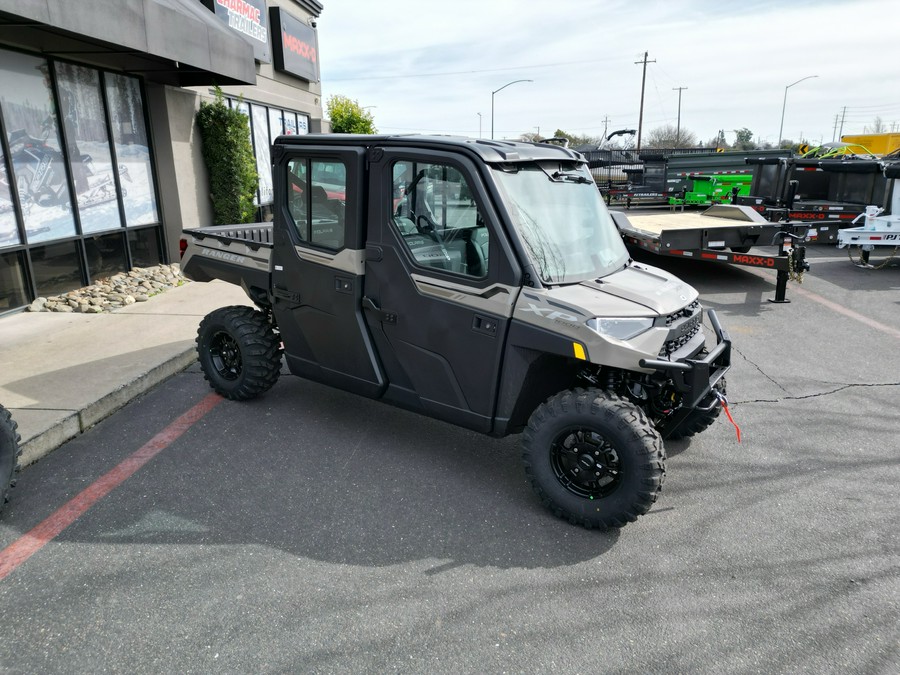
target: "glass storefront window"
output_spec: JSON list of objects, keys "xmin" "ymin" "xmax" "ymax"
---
[
  {"xmin": 251, "ymin": 103, "xmax": 273, "ymax": 205},
  {"xmin": 0, "ymin": 51, "xmax": 77, "ymax": 244},
  {"xmin": 0, "ymin": 250, "xmax": 28, "ymax": 311},
  {"xmin": 85, "ymin": 231, "xmax": 127, "ymax": 279},
  {"xmin": 55, "ymin": 63, "xmax": 124, "ymax": 235},
  {"xmin": 269, "ymin": 108, "xmax": 284, "ymax": 138},
  {"xmin": 105, "ymin": 73, "xmax": 159, "ymax": 227},
  {"xmin": 127, "ymin": 227, "xmax": 162, "ymax": 268},
  {"xmin": 30, "ymin": 240, "xmax": 84, "ymax": 297},
  {"xmin": 0, "ymin": 146, "xmax": 20, "ymax": 248},
  {"xmin": 284, "ymin": 112, "xmax": 298, "ymax": 135},
  {"xmin": 0, "ymin": 51, "xmax": 166, "ymax": 311}
]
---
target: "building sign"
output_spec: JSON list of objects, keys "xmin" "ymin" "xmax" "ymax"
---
[
  {"xmin": 269, "ymin": 7, "xmax": 319, "ymax": 83},
  {"xmin": 202, "ymin": 0, "xmax": 271, "ymax": 63}
]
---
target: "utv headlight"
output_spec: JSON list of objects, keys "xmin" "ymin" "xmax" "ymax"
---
[{"xmin": 586, "ymin": 317, "xmax": 654, "ymax": 341}]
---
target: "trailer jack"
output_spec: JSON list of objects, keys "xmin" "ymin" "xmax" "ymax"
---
[{"xmin": 769, "ymin": 232, "xmax": 809, "ymax": 304}]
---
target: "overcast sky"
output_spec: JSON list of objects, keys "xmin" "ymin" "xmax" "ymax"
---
[{"xmin": 316, "ymin": 0, "xmax": 900, "ymax": 146}]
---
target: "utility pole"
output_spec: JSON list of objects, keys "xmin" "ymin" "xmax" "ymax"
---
[
  {"xmin": 672, "ymin": 86, "xmax": 687, "ymax": 146},
  {"xmin": 832, "ymin": 114, "xmax": 839, "ymax": 142},
  {"xmin": 634, "ymin": 51, "xmax": 655, "ymax": 151},
  {"xmin": 838, "ymin": 106, "xmax": 847, "ymax": 140},
  {"xmin": 601, "ymin": 115, "xmax": 610, "ymax": 140}
]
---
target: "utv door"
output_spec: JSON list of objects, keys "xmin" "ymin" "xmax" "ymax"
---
[
  {"xmin": 272, "ymin": 146, "xmax": 384, "ymax": 398},
  {"xmin": 363, "ymin": 148, "xmax": 521, "ymax": 432}
]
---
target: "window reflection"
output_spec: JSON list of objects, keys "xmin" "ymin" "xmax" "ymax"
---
[
  {"xmin": 0, "ymin": 51, "xmax": 76, "ymax": 243},
  {"xmin": 0, "ymin": 144, "xmax": 19, "ymax": 248},
  {"xmin": 105, "ymin": 73, "xmax": 158, "ymax": 227},
  {"xmin": 55, "ymin": 63, "xmax": 125, "ymax": 234}
]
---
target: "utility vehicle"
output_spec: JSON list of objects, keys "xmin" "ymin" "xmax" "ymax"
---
[{"xmin": 182, "ymin": 134, "xmax": 731, "ymax": 529}]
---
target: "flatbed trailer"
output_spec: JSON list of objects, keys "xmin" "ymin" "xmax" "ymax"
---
[{"xmin": 610, "ymin": 204, "xmax": 809, "ymax": 302}]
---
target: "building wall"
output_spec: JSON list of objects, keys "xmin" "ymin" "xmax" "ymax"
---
[
  {"xmin": 0, "ymin": 0, "xmax": 326, "ymax": 312},
  {"xmin": 174, "ymin": 0, "xmax": 325, "ymax": 243}
]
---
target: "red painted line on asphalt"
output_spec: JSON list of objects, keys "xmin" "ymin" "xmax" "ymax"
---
[{"xmin": 0, "ymin": 393, "xmax": 223, "ymax": 581}]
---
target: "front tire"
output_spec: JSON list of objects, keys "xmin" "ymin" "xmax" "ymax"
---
[
  {"xmin": 522, "ymin": 389, "xmax": 665, "ymax": 530},
  {"xmin": 0, "ymin": 404, "xmax": 21, "ymax": 514},
  {"xmin": 196, "ymin": 306, "xmax": 282, "ymax": 400}
]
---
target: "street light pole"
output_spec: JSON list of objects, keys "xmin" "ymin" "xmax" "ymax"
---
[
  {"xmin": 491, "ymin": 79, "xmax": 533, "ymax": 140},
  {"xmin": 477, "ymin": 112, "xmax": 482, "ymax": 138},
  {"xmin": 778, "ymin": 75, "xmax": 818, "ymax": 147}
]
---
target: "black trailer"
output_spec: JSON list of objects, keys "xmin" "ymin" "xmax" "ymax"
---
[
  {"xmin": 610, "ymin": 204, "xmax": 809, "ymax": 303},
  {"xmin": 737, "ymin": 157, "xmax": 894, "ymax": 242}
]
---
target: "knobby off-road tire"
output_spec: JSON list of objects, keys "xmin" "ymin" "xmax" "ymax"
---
[
  {"xmin": 665, "ymin": 378, "xmax": 727, "ymax": 441},
  {"xmin": 0, "ymin": 404, "xmax": 21, "ymax": 514},
  {"xmin": 196, "ymin": 306, "xmax": 282, "ymax": 400},
  {"xmin": 522, "ymin": 388, "xmax": 665, "ymax": 530}
]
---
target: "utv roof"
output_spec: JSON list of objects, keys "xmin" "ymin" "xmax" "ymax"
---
[{"xmin": 275, "ymin": 133, "xmax": 585, "ymax": 164}]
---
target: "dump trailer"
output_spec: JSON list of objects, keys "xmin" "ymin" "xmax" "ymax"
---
[
  {"xmin": 668, "ymin": 172, "xmax": 754, "ymax": 207},
  {"xmin": 610, "ymin": 204, "xmax": 809, "ymax": 303},
  {"xmin": 738, "ymin": 157, "xmax": 891, "ymax": 242},
  {"xmin": 600, "ymin": 149, "xmax": 789, "ymax": 208}
]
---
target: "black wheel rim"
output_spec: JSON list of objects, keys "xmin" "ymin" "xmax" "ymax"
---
[
  {"xmin": 209, "ymin": 331, "xmax": 242, "ymax": 381},
  {"xmin": 550, "ymin": 427, "xmax": 623, "ymax": 499}
]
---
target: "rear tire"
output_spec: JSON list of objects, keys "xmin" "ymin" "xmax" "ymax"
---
[
  {"xmin": 196, "ymin": 306, "xmax": 282, "ymax": 400},
  {"xmin": 0, "ymin": 404, "xmax": 21, "ymax": 514},
  {"xmin": 522, "ymin": 388, "xmax": 665, "ymax": 530}
]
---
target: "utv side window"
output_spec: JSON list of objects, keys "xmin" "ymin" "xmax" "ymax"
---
[
  {"xmin": 390, "ymin": 160, "xmax": 489, "ymax": 278},
  {"xmin": 286, "ymin": 158, "xmax": 347, "ymax": 249}
]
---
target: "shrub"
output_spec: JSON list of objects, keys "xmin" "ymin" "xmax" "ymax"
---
[{"xmin": 196, "ymin": 87, "xmax": 259, "ymax": 224}]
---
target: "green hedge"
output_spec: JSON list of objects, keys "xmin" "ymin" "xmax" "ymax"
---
[{"xmin": 196, "ymin": 87, "xmax": 259, "ymax": 224}]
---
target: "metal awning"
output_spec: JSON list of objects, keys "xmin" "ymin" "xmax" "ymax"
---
[{"xmin": 0, "ymin": 0, "xmax": 256, "ymax": 86}]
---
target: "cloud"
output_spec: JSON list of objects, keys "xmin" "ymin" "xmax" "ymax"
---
[{"xmin": 318, "ymin": 0, "xmax": 900, "ymax": 144}]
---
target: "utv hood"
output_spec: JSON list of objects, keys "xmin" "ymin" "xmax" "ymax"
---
[{"xmin": 542, "ymin": 262, "xmax": 699, "ymax": 318}]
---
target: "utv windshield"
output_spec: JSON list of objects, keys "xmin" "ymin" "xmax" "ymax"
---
[{"xmin": 492, "ymin": 161, "xmax": 629, "ymax": 284}]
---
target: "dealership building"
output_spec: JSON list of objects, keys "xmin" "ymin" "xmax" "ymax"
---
[{"xmin": 0, "ymin": 0, "xmax": 325, "ymax": 315}]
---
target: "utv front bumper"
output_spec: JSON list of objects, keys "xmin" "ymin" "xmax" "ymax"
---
[{"xmin": 638, "ymin": 309, "xmax": 731, "ymax": 436}]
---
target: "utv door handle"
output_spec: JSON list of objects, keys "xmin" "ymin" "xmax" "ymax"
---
[
  {"xmin": 362, "ymin": 296, "xmax": 397, "ymax": 324},
  {"xmin": 273, "ymin": 286, "xmax": 300, "ymax": 303}
]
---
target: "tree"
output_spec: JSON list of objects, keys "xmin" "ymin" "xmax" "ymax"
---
[
  {"xmin": 326, "ymin": 95, "xmax": 377, "ymax": 134},
  {"xmin": 196, "ymin": 87, "xmax": 259, "ymax": 225},
  {"xmin": 533, "ymin": 129, "xmax": 605, "ymax": 149},
  {"xmin": 644, "ymin": 124, "xmax": 697, "ymax": 148},
  {"xmin": 865, "ymin": 116, "xmax": 886, "ymax": 134},
  {"xmin": 733, "ymin": 127, "xmax": 754, "ymax": 151}
]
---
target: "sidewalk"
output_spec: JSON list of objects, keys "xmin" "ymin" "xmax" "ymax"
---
[{"xmin": 0, "ymin": 280, "xmax": 251, "ymax": 467}]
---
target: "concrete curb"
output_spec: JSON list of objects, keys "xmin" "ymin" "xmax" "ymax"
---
[{"xmin": 18, "ymin": 348, "xmax": 198, "ymax": 468}]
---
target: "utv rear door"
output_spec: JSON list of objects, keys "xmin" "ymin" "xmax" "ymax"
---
[{"xmin": 271, "ymin": 145, "xmax": 384, "ymax": 397}]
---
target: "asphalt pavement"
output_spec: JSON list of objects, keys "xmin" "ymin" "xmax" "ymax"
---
[
  {"xmin": 0, "ymin": 279, "xmax": 251, "ymax": 466},
  {"xmin": 0, "ymin": 244, "xmax": 898, "ymax": 673}
]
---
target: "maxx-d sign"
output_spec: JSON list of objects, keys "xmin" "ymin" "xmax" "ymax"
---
[{"xmin": 270, "ymin": 7, "xmax": 320, "ymax": 83}]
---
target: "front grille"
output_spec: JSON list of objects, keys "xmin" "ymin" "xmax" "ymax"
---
[{"xmin": 659, "ymin": 301, "xmax": 702, "ymax": 356}]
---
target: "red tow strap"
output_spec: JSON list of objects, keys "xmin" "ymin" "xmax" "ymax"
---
[{"xmin": 716, "ymin": 391, "xmax": 742, "ymax": 443}]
